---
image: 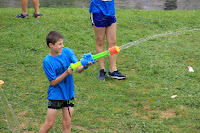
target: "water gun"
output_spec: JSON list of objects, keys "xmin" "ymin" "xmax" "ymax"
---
[{"xmin": 69, "ymin": 46, "xmax": 120, "ymax": 70}]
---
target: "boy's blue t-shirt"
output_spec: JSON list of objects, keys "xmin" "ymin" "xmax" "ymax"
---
[
  {"xmin": 89, "ymin": 0, "xmax": 115, "ymax": 15},
  {"xmin": 43, "ymin": 47, "xmax": 78, "ymax": 101}
]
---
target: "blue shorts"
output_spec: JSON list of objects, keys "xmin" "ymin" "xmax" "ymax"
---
[{"xmin": 90, "ymin": 12, "xmax": 116, "ymax": 27}]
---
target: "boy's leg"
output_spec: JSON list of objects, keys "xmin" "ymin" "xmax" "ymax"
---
[
  {"xmin": 93, "ymin": 25, "xmax": 106, "ymax": 70},
  {"xmin": 20, "ymin": 0, "xmax": 28, "ymax": 14},
  {"xmin": 39, "ymin": 108, "xmax": 57, "ymax": 133},
  {"xmin": 62, "ymin": 107, "xmax": 74, "ymax": 133},
  {"xmin": 106, "ymin": 22, "xmax": 117, "ymax": 72}
]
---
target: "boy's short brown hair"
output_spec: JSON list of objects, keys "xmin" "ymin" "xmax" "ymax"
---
[{"xmin": 46, "ymin": 31, "xmax": 64, "ymax": 47}]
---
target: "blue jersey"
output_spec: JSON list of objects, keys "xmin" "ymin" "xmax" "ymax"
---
[
  {"xmin": 43, "ymin": 47, "xmax": 78, "ymax": 101},
  {"xmin": 89, "ymin": 0, "xmax": 115, "ymax": 16}
]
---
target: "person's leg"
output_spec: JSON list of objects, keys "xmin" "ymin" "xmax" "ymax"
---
[
  {"xmin": 16, "ymin": 0, "xmax": 28, "ymax": 18},
  {"xmin": 32, "ymin": 0, "xmax": 40, "ymax": 14},
  {"xmin": 93, "ymin": 25, "xmax": 106, "ymax": 70},
  {"xmin": 62, "ymin": 107, "xmax": 74, "ymax": 133},
  {"xmin": 32, "ymin": 0, "xmax": 41, "ymax": 18},
  {"xmin": 106, "ymin": 22, "xmax": 127, "ymax": 79},
  {"xmin": 39, "ymin": 109, "xmax": 57, "ymax": 133},
  {"xmin": 106, "ymin": 22, "xmax": 117, "ymax": 72},
  {"xmin": 21, "ymin": 0, "xmax": 28, "ymax": 14}
]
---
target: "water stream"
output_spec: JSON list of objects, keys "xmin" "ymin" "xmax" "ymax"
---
[
  {"xmin": 0, "ymin": 89, "xmax": 21, "ymax": 133},
  {"xmin": 119, "ymin": 26, "xmax": 200, "ymax": 50}
]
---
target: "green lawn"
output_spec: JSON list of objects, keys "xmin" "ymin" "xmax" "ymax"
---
[{"xmin": 0, "ymin": 8, "xmax": 200, "ymax": 132}]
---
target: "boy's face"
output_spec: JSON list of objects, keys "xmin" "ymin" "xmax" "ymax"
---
[{"xmin": 49, "ymin": 39, "xmax": 64, "ymax": 55}]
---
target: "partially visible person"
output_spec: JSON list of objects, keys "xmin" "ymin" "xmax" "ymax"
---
[
  {"xmin": 89, "ymin": 0, "xmax": 126, "ymax": 81},
  {"xmin": 16, "ymin": 0, "xmax": 42, "ymax": 18}
]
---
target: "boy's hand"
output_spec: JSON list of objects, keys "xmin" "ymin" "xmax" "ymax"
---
[
  {"xmin": 83, "ymin": 60, "xmax": 96, "ymax": 70},
  {"xmin": 86, "ymin": 60, "xmax": 96, "ymax": 66},
  {"xmin": 66, "ymin": 68, "xmax": 74, "ymax": 75},
  {"xmin": 80, "ymin": 53, "xmax": 95, "ymax": 66}
]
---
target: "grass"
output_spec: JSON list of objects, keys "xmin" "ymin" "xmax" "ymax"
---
[{"xmin": 0, "ymin": 8, "xmax": 200, "ymax": 132}]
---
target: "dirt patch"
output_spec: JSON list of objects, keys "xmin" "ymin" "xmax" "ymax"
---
[
  {"xmin": 98, "ymin": 117, "xmax": 104, "ymax": 122},
  {"xmin": 159, "ymin": 110, "xmax": 176, "ymax": 119},
  {"xmin": 144, "ymin": 105, "xmax": 150, "ymax": 110},
  {"xmin": 19, "ymin": 111, "xmax": 27, "ymax": 116},
  {"xmin": 20, "ymin": 123, "xmax": 26, "ymax": 129},
  {"xmin": 132, "ymin": 100, "xmax": 137, "ymax": 104},
  {"xmin": 134, "ymin": 105, "xmax": 178, "ymax": 120},
  {"xmin": 72, "ymin": 125, "xmax": 89, "ymax": 132}
]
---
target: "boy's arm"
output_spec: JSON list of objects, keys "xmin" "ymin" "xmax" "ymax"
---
[
  {"xmin": 49, "ymin": 68, "xmax": 74, "ymax": 86},
  {"xmin": 76, "ymin": 61, "xmax": 95, "ymax": 73},
  {"xmin": 51, "ymin": 61, "xmax": 94, "ymax": 85}
]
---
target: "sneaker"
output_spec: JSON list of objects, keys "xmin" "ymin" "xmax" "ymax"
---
[
  {"xmin": 108, "ymin": 70, "xmax": 126, "ymax": 80},
  {"xmin": 97, "ymin": 69, "xmax": 107, "ymax": 81}
]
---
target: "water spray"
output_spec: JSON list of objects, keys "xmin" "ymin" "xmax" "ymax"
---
[
  {"xmin": 0, "ymin": 80, "xmax": 21, "ymax": 133},
  {"xmin": 69, "ymin": 26, "xmax": 200, "ymax": 70},
  {"xmin": 119, "ymin": 27, "xmax": 200, "ymax": 50}
]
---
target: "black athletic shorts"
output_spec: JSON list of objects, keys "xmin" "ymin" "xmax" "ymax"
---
[{"xmin": 48, "ymin": 98, "xmax": 74, "ymax": 109}]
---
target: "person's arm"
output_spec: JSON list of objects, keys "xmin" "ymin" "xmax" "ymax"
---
[
  {"xmin": 49, "ymin": 68, "xmax": 74, "ymax": 86},
  {"xmin": 76, "ymin": 61, "xmax": 95, "ymax": 73}
]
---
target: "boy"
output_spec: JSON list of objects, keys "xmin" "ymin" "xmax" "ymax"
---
[
  {"xmin": 39, "ymin": 31, "xmax": 94, "ymax": 133},
  {"xmin": 89, "ymin": 0, "xmax": 126, "ymax": 81}
]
